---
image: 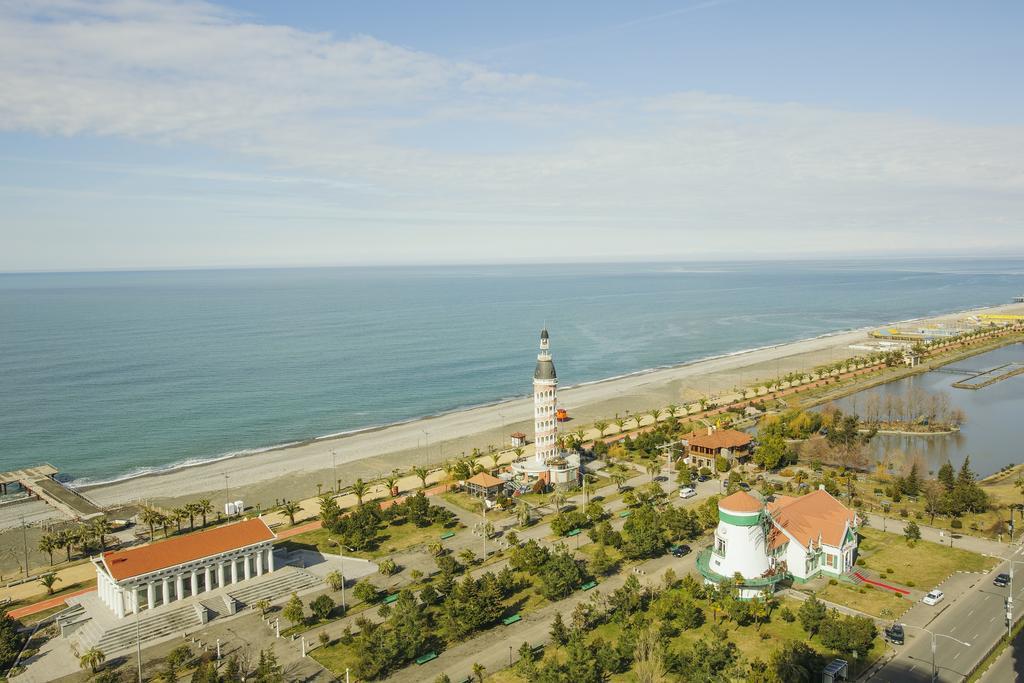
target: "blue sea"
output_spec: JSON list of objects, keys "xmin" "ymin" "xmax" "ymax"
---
[{"xmin": 1, "ymin": 259, "xmax": 1022, "ymax": 485}]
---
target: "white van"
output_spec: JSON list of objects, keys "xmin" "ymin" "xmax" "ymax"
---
[{"xmin": 679, "ymin": 487, "xmax": 697, "ymax": 499}]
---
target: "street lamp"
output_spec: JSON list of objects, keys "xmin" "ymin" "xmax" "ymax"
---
[
  {"xmin": 984, "ymin": 551, "xmax": 1024, "ymax": 638},
  {"xmin": 332, "ymin": 450, "xmax": 338, "ymax": 493},
  {"xmin": 331, "ymin": 538, "xmax": 356, "ymax": 610},
  {"xmin": 223, "ymin": 473, "xmax": 230, "ymax": 517},
  {"xmin": 899, "ymin": 624, "xmax": 970, "ymax": 682},
  {"xmin": 422, "ymin": 430, "xmax": 430, "ymax": 466}
]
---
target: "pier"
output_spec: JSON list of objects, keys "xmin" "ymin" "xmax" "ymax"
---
[
  {"xmin": 950, "ymin": 362, "xmax": 1024, "ymax": 390},
  {"xmin": 0, "ymin": 464, "xmax": 104, "ymax": 521}
]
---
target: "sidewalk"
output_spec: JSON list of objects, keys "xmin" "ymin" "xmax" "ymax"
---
[{"xmin": 863, "ymin": 512, "xmax": 1008, "ymax": 557}]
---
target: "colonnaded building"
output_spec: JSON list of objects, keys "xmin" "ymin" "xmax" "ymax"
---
[
  {"xmin": 698, "ymin": 488, "xmax": 859, "ymax": 599},
  {"xmin": 94, "ymin": 517, "xmax": 276, "ymax": 617}
]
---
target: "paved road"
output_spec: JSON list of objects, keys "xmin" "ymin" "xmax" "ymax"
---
[
  {"xmin": 979, "ymin": 623, "xmax": 1024, "ymax": 682},
  {"xmin": 868, "ymin": 542, "xmax": 1024, "ymax": 682}
]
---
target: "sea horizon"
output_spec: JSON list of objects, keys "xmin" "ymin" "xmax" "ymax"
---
[{"xmin": 2, "ymin": 257, "xmax": 1023, "ymax": 486}]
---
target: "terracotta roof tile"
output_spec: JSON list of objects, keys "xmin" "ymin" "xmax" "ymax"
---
[
  {"xmin": 466, "ymin": 472, "xmax": 505, "ymax": 488},
  {"xmin": 103, "ymin": 518, "xmax": 275, "ymax": 581},
  {"xmin": 768, "ymin": 489, "xmax": 854, "ymax": 549},
  {"xmin": 687, "ymin": 429, "xmax": 752, "ymax": 450},
  {"xmin": 718, "ymin": 491, "xmax": 763, "ymax": 514}
]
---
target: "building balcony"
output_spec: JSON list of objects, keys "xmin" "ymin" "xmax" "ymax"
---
[{"xmin": 695, "ymin": 548, "xmax": 789, "ymax": 588}]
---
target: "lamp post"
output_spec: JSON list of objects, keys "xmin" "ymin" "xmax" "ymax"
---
[
  {"xmin": 332, "ymin": 538, "xmax": 355, "ymax": 610},
  {"xmin": 223, "ymin": 473, "xmax": 230, "ymax": 517},
  {"xmin": 899, "ymin": 624, "xmax": 970, "ymax": 682},
  {"xmin": 984, "ymin": 552, "xmax": 1024, "ymax": 638},
  {"xmin": 332, "ymin": 450, "xmax": 338, "ymax": 493},
  {"xmin": 135, "ymin": 601, "xmax": 143, "ymax": 683},
  {"xmin": 422, "ymin": 430, "xmax": 430, "ymax": 466}
]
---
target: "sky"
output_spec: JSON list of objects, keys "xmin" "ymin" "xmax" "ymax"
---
[{"xmin": 1, "ymin": 0, "xmax": 1023, "ymax": 271}]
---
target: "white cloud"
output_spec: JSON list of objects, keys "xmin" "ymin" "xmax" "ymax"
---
[{"xmin": 0, "ymin": 0, "xmax": 1023, "ymax": 269}]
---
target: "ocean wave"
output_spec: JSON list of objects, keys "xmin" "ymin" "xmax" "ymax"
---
[{"xmin": 69, "ymin": 302, "xmax": 1008, "ymax": 490}]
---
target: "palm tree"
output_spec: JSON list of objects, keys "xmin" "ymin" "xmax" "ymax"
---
[
  {"xmin": 325, "ymin": 570, "xmax": 344, "ymax": 592},
  {"xmin": 611, "ymin": 472, "xmax": 627, "ymax": 492},
  {"xmin": 516, "ymin": 500, "xmax": 531, "ymax": 528},
  {"xmin": 159, "ymin": 513, "xmax": 172, "ymax": 538},
  {"xmin": 583, "ymin": 482, "xmax": 595, "ymax": 506},
  {"xmin": 39, "ymin": 572, "xmax": 61, "ymax": 595},
  {"xmin": 255, "ymin": 598, "xmax": 271, "ymax": 616},
  {"xmin": 572, "ymin": 427, "xmax": 585, "ymax": 444},
  {"xmin": 91, "ymin": 518, "xmax": 112, "ymax": 551},
  {"xmin": 197, "ymin": 499, "xmax": 214, "ymax": 527},
  {"xmin": 594, "ymin": 420, "xmax": 610, "ymax": 437},
  {"xmin": 37, "ymin": 533, "xmax": 58, "ymax": 566},
  {"xmin": 513, "ymin": 447, "xmax": 525, "ymax": 460},
  {"xmin": 384, "ymin": 473, "xmax": 399, "ymax": 497},
  {"xmin": 183, "ymin": 502, "xmax": 201, "ymax": 530},
  {"xmin": 549, "ymin": 491, "xmax": 565, "ymax": 517},
  {"xmin": 613, "ymin": 417, "xmax": 626, "ymax": 434},
  {"xmin": 648, "ymin": 408, "xmax": 662, "ymax": 424},
  {"xmin": 666, "ymin": 403, "xmax": 680, "ymax": 419},
  {"xmin": 168, "ymin": 507, "xmax": 186, "ymax": 532},
  {"xmin": 413, "ymin": 466, "xmax": 429, "ymax": 490},
  {"xmin": 645, "ymin": 461, "xmax": 660, "ymax": 482},
  {"xmin": 351, "ymin": 478, "xmax": 368, "ymax": 506},
  {"xmin": 632, "ymin": 414, "xmax": 644, "ymax": 430},
  {"xmin": 139, "ymin": 507, "xmax": 162, "ymax": 539},
  {"xmin": 57, "ymin": 529, "xmax": 74, "ymax": 562},
  {"xmin": 472, "ymin": 662, "xmax": 486, "ymax": 683},
  {"xmin": 72, "ymin": 524, "xmax": 91, "ymax": 556},
  {"xmin": 280, "ymin": 501, "xmax": 302, "ymax": 525},
  {"xmin": 78, "ymin": 647, "xmax": 105, "ymax": 674}
]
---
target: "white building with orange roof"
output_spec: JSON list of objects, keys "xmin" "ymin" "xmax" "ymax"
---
[
  {"xmin": 697, "ymin": 487, "xmax": 858, "ymax": 599},
  {"xmin": 94, "ymin": 517, "xmax": 276, "ymax": 618}
]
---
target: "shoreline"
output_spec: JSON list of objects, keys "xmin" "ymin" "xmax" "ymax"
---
[{"xmin": 60, "ymin": 300, "xmax": 1024, "ymax": 511}]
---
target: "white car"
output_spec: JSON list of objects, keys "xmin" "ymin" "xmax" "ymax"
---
[
  {"xmin": 679, "ymin": 487, "xmax": 697, "ymax": 499},
  {"xmin": 922, "ymin": 590, "xmax": 945, "ymax": 606}
]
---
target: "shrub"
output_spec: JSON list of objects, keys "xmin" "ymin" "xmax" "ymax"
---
[
  {"xmin": 905, "ymin": 581, "xmax": 915, "ymax": 587},
  {"xmin": 914, "ymin": 511, "xmax": 923, "ymax": 520},
  {"xmin": 880, "ymin": 574, "xmax": 887, "ymax": 579},
  {"xmin": 951, "ymin": 519, "xmax": 963, "ymax": 529},
  {"xmin": 852, "ymin": 498, "xmax": 862, "ymax": 508},
  {"xmin": 829, "ymin": 579, "xmax": 838, "ymax": 585},
  {"xmin": 886, "ymin": 568, "xmax": 894, "ymax": 573},
  {"xmin": 899, "ymin": 508, "xmax": 908, "ymax": 518},
  {"xmin": 780, "ymin": 607, "xmax": 795, "ymax": 622},
  {"xmin": 856, "ymin": 558, "xmax": 865, "ymax": 566}
]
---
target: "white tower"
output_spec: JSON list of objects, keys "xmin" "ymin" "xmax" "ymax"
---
[
  {"xmin": 706, "ymin": 491, "xmax": 770, "ymax": 598},
  {"xmin": 533, "ymin": 329, "xmax": 558, "ymax": 464}
]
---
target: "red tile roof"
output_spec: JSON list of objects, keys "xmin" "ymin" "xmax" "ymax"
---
[
  {"xmin": 687, "ymin": 429, "xmax": 752, "ymax": 450},
  {"xmin": 466, "ymin": 472, "xmax": 505, "ymax": 488},
  {"xmin": 718, "ymin": 491, "xmax": 763, "ymax": 514},
  {"xmin": 768, "ymin": 489, "xmax": 855, "ymax": 549},
  {"xmin": 103, "ymin": 518, "xmax": 275, "ymax": 581}
]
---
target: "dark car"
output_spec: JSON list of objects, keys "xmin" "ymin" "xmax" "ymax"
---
[
  {"xmin": 737, "ymin": 482, "xmax": 751, "ymax": 491},
  {"xmin": 883, "ymin": 624, "xmax": 904, "ymax": 645},
  {"xmin": 697, "ymin": 474, "xmax": 710, "ymax": 482},
  {"xmin": 671, "ymin": 545, "xmax": 692, "ymax": 557},
  {"xmin": 994, "ymin": 573, "xmax": 1011, "ymax": 588}
]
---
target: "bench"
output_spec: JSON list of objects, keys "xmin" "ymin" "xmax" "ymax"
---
[
  {"xmin": 619, "ymin": 510, "xmax": 632, "ymax": 518},
  {"xmin": 416, "ymin": 652, "xmax": 438, "ymax": 665},
  {"xmin": 580, "ymin": 580, "xmax": 597, "ymax": 591},
  {"xmin": 440, "ymin": 531, "xmax": 456, "ymax": 540},
  {"xmin": 502, "ymin": 614, "xmax": 522, "ymax": 625},
  {"xmin": 565, "ymin": 528, "xmax": 582, "ymax": 537},
  {"xmin": 382, "ymin": 593, "xmax": 399, "ymax": 605}
]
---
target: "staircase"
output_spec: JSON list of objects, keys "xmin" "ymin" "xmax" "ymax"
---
[
  {"xmin": 226, "ymin": 568, "xmax": 322, "ymax": 608},
  {"xmin": 71, "ymin": 603, "xmax": 205, "ymax": 655}
]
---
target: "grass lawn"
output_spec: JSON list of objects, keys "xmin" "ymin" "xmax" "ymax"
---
[
  {"xmin": 858, "ymin": 528, "xmax": 997, "ymax": 589},
  {"xmin": 811, "ymin": 582, "xmax": 909, "ymax": 619},
  {"xmin": 310, "ymin": 639, "xmax": 362, "ymax": 676},
  {"xmin": 277, "ymin": 519, "xmax": 460, "ymax": 559}
]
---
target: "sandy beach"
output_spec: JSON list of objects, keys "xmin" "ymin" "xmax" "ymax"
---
[{"xmin": 67, "ymin": 301, "xmax": 1023, "ymax": 513}]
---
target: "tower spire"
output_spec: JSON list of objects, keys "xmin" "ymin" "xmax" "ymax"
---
[{"xmin": 533, "ymin": 328, "xmax": 558, "ymax": 464}]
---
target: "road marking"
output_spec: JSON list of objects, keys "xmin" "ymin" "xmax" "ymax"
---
[
  {"xmin": 967, "ymin": 609, "xmax": 975, "ymax": 616},
  {"xmin": 991, "ymin": 616, "xmax": 997, "ymax": 622},
  {"xmin": 953, "ymin": 651, "xmax": 961, "ymax": 660}
]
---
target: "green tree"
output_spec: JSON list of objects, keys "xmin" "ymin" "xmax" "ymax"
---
[
  {"xmin": 937, "ymin": 460, "xmax": 955, "ymax": 491},
  {"xmin": 282, "ymin": 592, "xmax": 305, "ymax": 626},
  {"xmin": 797, "ymin": 593, "xmax": 827, "ymax": 636},
  {"xmin": 588, "ymin": 543, "xmax": 617, "ymax": 576},
  {"xmin": 351, "ymin": 478, "xmax": 368, "ymax": 505},
  {"xmin": 472, "ymin": 662, "xmax": 486, "ymax": 683},
  {"xmin": 754, "ymin": 432, "xmax": 789, "ymax": 471},
  {"xmin": 255, "ymin": 647, "xmax": 284, "ymax": 683},
  {"xmin": 325, "ymin": 570, "xmax": 344, "ymax": 592},
  {"xmin": 353, "ymin": 579, "xmax": 379, "ymax": 604},
  {"xmin": 413, "ymin": 466, "xmax": 429, "ymax": 489},
  {"xmin": 37, "ymin": 533, "xmax": 58, "ymax": 565},
  {"xmin": 139, "ymin": 506, "xmax": 162, "ymax": 539},
  {"xmin": 770, "ymin": 640, "xmax": 823, "ymax": 683},
  {"xmin": 904, "ymin": 520, "xmax": 921, "ymax": 544},
  {"xmin": 164, "ymin": 644, "xmax": 192, "ymax": 680},
  {"xmin": 197, "ymin": 498, "xmax": 214, "ymax": 526},
  {"xmin": 549, "ymin": 611, "xmax": 569, "ymax": 646},
  {"xmin": 819, "ymin": 612, "xmax": 877, "ymax": 659},
  {"xmin": 622, "ymin": 505, "xmax": 663, "ymax": 559},
  {"xmin": 78, "ymin": 646, "xmax": 106, "ymax": 673},
  {"xmin": 537, "ymin": 547, "xmax": 584, "ymax": 600},
  {"xmin": 378, "ymin": 558, "xmax": 398, "ymax": 576},
  {"xmin": 39, "ymin": 572, "xmax": 61, "ymax": 595},
  {"xmin": 310, "ymin": 594, "xmax": 335, "ymax": 621},
  {"xmin": 279, "ymin": 500, "xmax": 302, "ymax": 525}
]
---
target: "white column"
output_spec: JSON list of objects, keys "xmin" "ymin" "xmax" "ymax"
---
[
  {"xmin": 218, "ymin": 561, "xmax": 226, "ymax": 587},
  {"xmin": 147, "ymin": 583, "xmax": 156, "ymax": 609},
  {"xmin": 114, "ymin": 588, "xmax": 125, "ymax": 619},
  {"xmin": 190, "ymin": 570, "xmax": 198, "ymax": 597},
  {"xmin": 267, "ymin": 547, "xmax": 275, "ymax": 573},
  {"xmin": 243, "ymin": 553, "xmax": 252, "ymax": 581},
  {"xmin": 162, "ymin": 577, "xmax": 171, "ymax": 604},
  {"xmin": 175, "ymin": 574, "xmax": 185, "ymax": 601},
  {"xmin": 256, "ymin": 549, "xmax": 264, "ymax": 577},
  {"xmin": 203, "ymin": 565, "xmax": 212, "ymax": 593},
  {"xmin": 230, "ymin": 558, "xmax": 239, "ymax": 584}
]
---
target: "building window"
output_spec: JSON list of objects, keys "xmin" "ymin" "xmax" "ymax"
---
[{"xmin": 715, "ymin": 537, "xmax": 726, "ymax": 555}]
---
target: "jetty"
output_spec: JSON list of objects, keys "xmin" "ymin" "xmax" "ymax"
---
[
  {"xmin": 0, "ymin": 464, "xmax": 104, "ymax": 520},
  {"xmin": 950, "ymin": 362, "xmax": 1024, "ymax": 390}
]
